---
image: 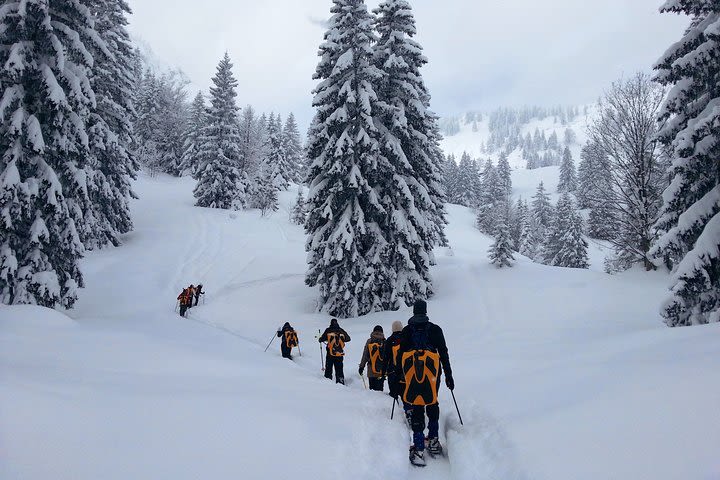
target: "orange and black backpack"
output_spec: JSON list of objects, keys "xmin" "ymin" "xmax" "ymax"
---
[
  {"xmin": 284, "ymin": 330, "xmax": 299, "ymax": 349},
  {"xmin": 401, "ymin": 326, "xmax": 440, "ymax": 406},
  {"xmin": 326, "ymin": 332, "xmax": 346, "ymax": 357},
  {"xmin": 367, "ymin": 341, "xmax": 384, "ymax": 376}
]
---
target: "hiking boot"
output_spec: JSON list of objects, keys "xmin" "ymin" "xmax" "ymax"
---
[
  {"xmin": 409, "ymin": 446, "xmax": 426, "ymax": 467},
  {"xmin": 426, "ymin": 437, "xmax": 443, "ymax": 456}
]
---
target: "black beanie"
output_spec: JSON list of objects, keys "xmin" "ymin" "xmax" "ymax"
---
[
  {"xmin": 373, "ymin": 325, "xmax": 383, "ymax": 333},
  {"xmin": 413, "ymin": 300, "xmax": 427, "ymax": 315},
  {"xmin": 330, "ymin": 318, "xmax": 339, "ymax": 327}
]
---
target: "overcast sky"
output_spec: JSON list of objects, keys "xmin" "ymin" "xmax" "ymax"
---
[{"xmin": 127, "ymin": 0, "xmax": 689, "ymax": 130}]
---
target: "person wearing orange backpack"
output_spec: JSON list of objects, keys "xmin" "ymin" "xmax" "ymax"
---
[
  {"xmin": 277, "ymin": 322, "xmax": 299, "ymax": 360},
  {"xmin": 318, "ymin": 318, "xmax": 351, "ymax": 385},
  {"xmin": 358, "ymin": 325, "xmax": 385, "ymax": 391},
  {"xmin": 396, "ymin": 300, "xmax": 454, "ymax": 467},
  {"xmin": 383, "ymin": 320, "xmax": 413, "ymax": 426},
  {"xmin": 177, "ymin": 287, "xmax": 192, "ymax": 317}
]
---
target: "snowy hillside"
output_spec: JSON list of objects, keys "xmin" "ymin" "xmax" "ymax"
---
[
  {"xmin": 2, "ymin": 174, "xmax": 718, "ymax": 480},
  {"xmin": 440, "ymin": 107, "xmax": 593, "ymax": 171}
]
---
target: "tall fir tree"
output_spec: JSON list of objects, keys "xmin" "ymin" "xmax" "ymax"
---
[
  {"xmin": 532, "ymin": 181, "xmax": 553, "ymax": 230},
  {"xmin": 282, "ymin": 113, "xmax": 305, "ymax": 183},
  {"xmin": 0, "ymin": 0, "xmax": 99, "ymax": 307},
  {"xmin": 577, "ymin": 141, "xmax": 608, "ymax": 209},
  {"xmin": 554, "ymin": 209, "xmax": 590, "ymax": 269},
  {"xmin": 180, "ymin": 92, "xmax": 208, "ymax": 178},
  {"xmin": 543, "ymin": 193, "xmax": 579, "ymax": 266},
  {"xmin": 291, "ymin": 187, "xmax": 307, "ymax": 226},
  {"xmin": 488, "ymin": 212, "xmax": 515, "ymax": 268},
  {"xmin": 497, "ymin": 152, "xmax": 513, "ymax": 199},
  {"xmin": 263, "ymin": 113, "xmax": 291, "ymax": 190},
  {"xmin": 558, "ymin": 146, "xmax": 578, "ymax": 193},
  {"xmin": 652, "ymin": 1, "xmax": 720, "ymax": 326},
  {"xmin": 443, "ymin": 154, "xmax": 460, "ymax": 204},
  {"xmin": 194, "ymin": 53, "xmax": 247, "ymax": 209},
  {"xmin": 305, "ymin": 0, "xmax": 389, "ymax": 318},
  {"xmin": 455, "ymin": 152, "xmax": 478, "ymax": 207},
  {"xmin": 371, "ymin": 0, "xmax": 447, "ymax": 307},
  {"xmin": 84, "ymin": 0, "xmax": 138, "ymax": 250},
  {"xmin": 476, "ymin": 159, "xmax": 503, "ymax": 235}
]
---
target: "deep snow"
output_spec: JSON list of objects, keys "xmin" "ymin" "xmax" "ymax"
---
[{"xmin": 1, "ymin": 173, "xmax": 718, "ymax": 480}]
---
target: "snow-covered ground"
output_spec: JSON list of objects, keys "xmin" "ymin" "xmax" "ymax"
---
[{"xmin": 2, "ymin": 174, "xmax": 719, "ymax": 480}]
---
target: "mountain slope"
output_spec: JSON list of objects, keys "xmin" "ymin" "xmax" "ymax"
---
[{"xmin": 1, "ymin": 174, "xmax": 718, "ymax": 480}]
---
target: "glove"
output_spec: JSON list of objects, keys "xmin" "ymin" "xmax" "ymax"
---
[
  {"xmin": 445, "ymin": 375, "xmax": 455, "ymax": 391},
  {"xmin": 389, "ymin": 379, "xmax": 401, "ymax": 399},
  {"xmin": 358, "ymin": 367, "xmax": 364, "ymax": 376}
]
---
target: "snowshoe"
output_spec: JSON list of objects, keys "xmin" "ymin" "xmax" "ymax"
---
[
  {"xmin": 409, "ymin": 447, "xmax": 426, "ymax": 467},
  {"xmin": 426, "ymin": 437, "xmax": 443, "ymax": 457}
]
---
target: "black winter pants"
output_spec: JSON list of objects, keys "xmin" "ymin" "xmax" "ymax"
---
[
  {"xmin": 411, "ymin": 403, "xmax": 440, "ymax": 449},
  {"xmin": 281, "ymin": 345, "xmax": 292, "ymax": 359},
  {"xmin": 179, "ymin": 304, "xmax": 188, "ymax": 317},
  {"xmin": 368, "ymin": 377, "xmax": 385, "ymax": 392},
  {"xmin": 325, "ymin": 354, "xmax": 345, "ymax": 384}
]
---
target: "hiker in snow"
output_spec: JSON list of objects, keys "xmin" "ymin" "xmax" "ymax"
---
[
  {"xmin": 396, "ymin": 300, "xmax": 454, "ymax": 466},
  {"xmin": 383, "ymin": 320, "xmax": 413, "ymax": 426},
  {"xmin": 277, "ymin": 322, "xmax": 299, "ymax": 360},
  {"xmin": 194, "ymin": 284, "xmax": 204, "ymax": 306},
  {"xmin": 177, "ymin": 287, "xmax": 192, "ymax": 317},
  {"xmin": 186, "ymin": 285, "xmax": 196, "ymax": 310},
  {"xmin": 358, "ymin": 325, "xmax": 386, "ymax": 392},
  {"xmin": 318, "ymin": 318, "xmax": 351, "ymax": 385}
]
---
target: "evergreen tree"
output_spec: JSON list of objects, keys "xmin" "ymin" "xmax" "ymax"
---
[
  {"xmin": 555, "ymin": 210, "xmax": 590, "ymax": 269},
  {"xmin": 263, "ymin": 113, "xmax": 291, "ymax": 190},
  {"xmin": 577, "ymin": 141, "xmax": 608, "ymax": 209},
  {"xmin": 84, "ymin": 0, "xmax": 138, "ymax": 250},
  {"xmin": 588, "ymin": 203, "xmax": 616, "ymax": 241},
  {"xmin": 181, "ymin": 92, "xmax": 208, "ymax": 178},
  {"xmin": 291, "ymin": 188, "xmax": 307, "ymax": 226},
  {"xmin": 488, "ymin": 213, "xmax": 515, "ymax": 268},
  {"xmin": 542, "ymin": 193, "xmax": 577, "ymax": 266},
  {"xmin": 518, "ymin": 214, "xmax": 543, "ymax": 261},
  {"xmin": 497, "ymin": 152, "xmax": 512, "ymax": 199},
  {"xmin": 282, "ymin": 113, "xmax": 305, "ymax": 183},
  {"xmin": 238, "ymin": 105, "xmax": 263, "ymax": 176},
  {"xmin": 249, "ymin": 164, "xmax": 279, "ymax": 217},
  {"xmin": 455, "ymin": 153, "xmax": 478, "ymax": 207},
  {"xmin": 558, "ymin": 146, "xmax": 578, "ymax": 193},
  {"xmin": 476, "ymin": 159, "xmax": 503, "ymax": 234},
  {"xmin": 652, "ymin": 1, "xmax": 720, "ymax": 326},
  {"xmin": 371, "ymin": 0, "xmax": 447, "ymax": 307},
  {"xmin": 305, "ymin": 0, "xmax": 389, "ymax": 318},
  {"xmin": 510, "ymin": 198, "xmax": 528, "ymax": 250},
  {"xmin": 194, "ymin": 53, "xmax": 247, "ymax": 209},
  {"xmin": 532, "ymin": 182, "xmax": 553, "ymax": 229},
  {"xmin": 0, "ymin": 0, "xmax": 96, "ymax": 307},
  {"xmin": 443, "ymin": 154, "xmax": 460, "ymax": 204}
]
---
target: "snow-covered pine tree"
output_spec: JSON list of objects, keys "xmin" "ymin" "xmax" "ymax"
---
[
  {"xmin": 476, "ymin": 159, "xmax": 503, "ymax": 234},
  {"xmin": 558, "ymin": 146, "xmax": 578, "ymax": 193},
  {"xmin": 510, "ymin": 198, "xmax": 529, "ymax": 250},
  {"xmin": 488, "ymin": 209, "xmax": 515, "ymax": 268},
  {"xmin": 652, "ymin": 1, "xmax": 720, "ymax": 326},
  {"xmin": 282, "ymin": 113, "xmax": 305, "ymax": 184},
  {"xmin": 542, "ymin": 193, "xmax": 577, "ymax": 266},
  {"xmin": 84, "ymin": 0, "xmax": 138, "ymax": 250},
  {"xmin": 371, "ymin": 0, "xmax": 447, "ymax": 307},
  {"xmin": 532, "ymin": 181, "xmax": 553, "ymax": 230},
  {"xmin": 154, "ymin": 75, "xmax": 187, "ymax": 176},
  {"xmin": 194, "ymin": 53, "xmax": 247, "ymax": 209},
  {"xmin": 305, "ymin": 0, "xmax": 389, "ymax": 318},
  {"xmin": 0, "ymin": 0, "xmax": 96, "ymax": 307},
  {"xmin": 238, "ymin": 105, "xmax": 263, "ymax": 176},
  {"xmin": 263, "ymin": 113, "xmax": 291, "ymax": 190},
  {"xmin": 443, "ymin": 154, "xmax": 460, "ymax": 204},
  {"xmin": 497, "ymin": 152, "xmax": 512, "ymax": 199},
  {"xmin": 518, "ymin": 214, "xmax": 543, "ymax": 261},
  {"xmin": 555, "ymin": 209, "xmax": 590, "ymax": 269},
  {"xmin": 291, "ymin": 187, "xmax": 307, "ymax": 225},
  {"xmin": 180, "ymin": 92, "xmax": 208, "ymax": 178},
  {"xmin": 455, "ymin": 153, "xmax": 477, "ymax": 207},
  {"xmin": 249, "ymin": 163, "xmax": 279, "ymax": 217},
  {"xmin": 577, "ymin": 141, "xmax": 607, "ymax": 209}
]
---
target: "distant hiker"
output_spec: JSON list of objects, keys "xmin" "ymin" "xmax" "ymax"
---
[
  {"xmin": 318, "ymin": 318, "xmax": 351, "ymax": 385},
  {"xmin": 358, "ymin": 325, "xmax": 386, "ymax": 392},
  {"xmin": 194, "ymin": 284, "xmax": 204, "ymax": 306},
  {"xmin": 177, "ymin": 287, "xmax": 192, "ymax": 317},
  {"xmin": 277, "ymin": 322, "xmax": 299, "ymax": 360},
  {"xmin": 383, "ymin": 320, "xmax": 413, "ymax": 425},
  {"xmin": 186, "ymin": 285, "xmax": 196, "ymax": 309},
  {"xmin": 396, "ymin": 300, "xmax": 454, "ymax": 467}
]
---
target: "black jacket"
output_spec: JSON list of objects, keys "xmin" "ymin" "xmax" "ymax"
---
[
  {"xmin": 381, "ymin": 331, "xmax": 403, "ymax": 377},
  {"xmin": 318, "ymin": 326, "xmax": 351, "ymax": 352},
  {"xmin": 396, "ymin": 314, "xmax": 452, "ymax": 378}
]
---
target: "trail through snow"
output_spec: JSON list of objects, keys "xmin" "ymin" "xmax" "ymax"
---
[{"xmin": 2, "ymin": 173, "xmax": 719, "ymax": 480}]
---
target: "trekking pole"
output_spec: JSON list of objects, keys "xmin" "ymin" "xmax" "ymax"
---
[
  {"xmin": 317, "ymin": 330, "xmax": 324, "ymax": 371},
  {"xmin": 451, "ymin": 390, "xmax": 464, "ymax": 426},
  {"xmin": 360, "ymin": 373, "xmax": 367, "ymax": 389},
  {"xmin": 174, "ymin": 300, "xmax": 179, "ymax": 313},
  {"xmin": 297, "ymin": 344, "xmax": 302, "ymax": 357},
  {"xmin": 390, "ymin": 397, "xmax": 398, "ymax": 420},
  {"xmin": 264, "ymin": 333, "xmax": 276, "ymax": 353}
]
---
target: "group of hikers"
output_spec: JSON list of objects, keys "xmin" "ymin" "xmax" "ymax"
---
[
  {"xmin": 275, "ymin": 300, "xmax": 454, "ymax": 467},
  {"xmin": 176, "ymin": 284, "xmax": 204, "ymax": 317}
]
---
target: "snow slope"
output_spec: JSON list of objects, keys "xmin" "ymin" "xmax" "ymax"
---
[{"xmin": 1, "ymin": 174, "xmax": 718, "ymax": 480}]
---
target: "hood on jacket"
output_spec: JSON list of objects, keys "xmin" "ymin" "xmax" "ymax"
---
[
  {"xmin": 408, "ymin": 314, "xmax": 430, "ymax": 326},
  {"xmin": 369, "ymin": 330, "xmax": 385, "ymax": 342}
]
